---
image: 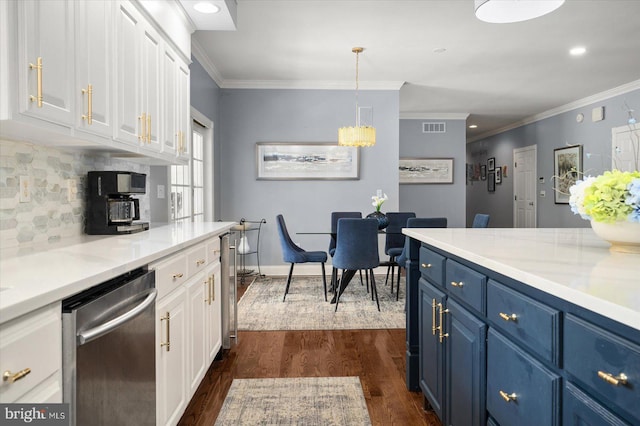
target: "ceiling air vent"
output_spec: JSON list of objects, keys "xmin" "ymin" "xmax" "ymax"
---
[{"xmin": 422, "ymin": 122, "xmax": 446, "ymax": 133}]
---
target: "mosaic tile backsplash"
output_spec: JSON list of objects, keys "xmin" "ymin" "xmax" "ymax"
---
[{"xmin": 0, "ymin": 139, "xmax": 150, "ymax": 249}]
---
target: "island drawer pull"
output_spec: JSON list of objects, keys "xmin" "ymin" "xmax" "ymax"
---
[
  {"xmin": 597, "ymin": 371, "xmax": 627, "ymax": 386},
  {"xmin": 172, "ymin": 272, "xmax": 184, "ymax": 279},
  {"xmin": 499, "ymin": 312, "xmax": 518, "ymax": 322},
  {"xmin": 438, "ymin": 303, "xmax": 449, "ymax": 343},
  {"xmin": 160, "ymin": 312, "xmax": 170, "ymax": 352},
  {"xmin": 422, "ymin": 263, "xmax": 432, "ymax": 268},
  {"xmin": 499, "ymin": 390, "xmax": 517, "ymax": 402},
  {"xmin": 451, "ymin": 281, "xmax": 464, "ymax": 288},
  {"xmin": 3, "ymin": 368, "xmax": 31, "ymax": 383},
  {"xmin": 196, "ymin": 259, "xmax": 205, "ymax": 266},
  {"xmin": 431, "ymin": 298, "xmax": 438, "ymax": 335}
]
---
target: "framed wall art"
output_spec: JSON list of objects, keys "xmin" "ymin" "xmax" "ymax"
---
[
  {"xmin": 553, "ymin": 145, "xmax": 583, "ymax": 203},
  {"xmin": 495, "ymin": 167, "xmax": 502, "ymax": 184},
  {"xmin": 481, "ymin": 164, "xmax": 487, "ymax": 180},
  {"xmin": 488, "ymin": 172, "xmax": 495, "ymax": 192},
  {"xmin": 487, "ymin": 157, "xmax": 495, "ymax": 171},
  {"xmin": 256, "ymin": 142, "xmax": 359, "ymax": 180},
  {"xmin": 399, "ymin": 158, "xmax": 454, "ymax": 184}
]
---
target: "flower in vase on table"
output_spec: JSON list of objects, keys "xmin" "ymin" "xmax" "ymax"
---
[
  {"xmin": 569, "ymin": 170, "xmax": 640, "ymax": 223},
  {"xmin": 371, "ymin": 193, "xmax": 388, "ymax": 212}
]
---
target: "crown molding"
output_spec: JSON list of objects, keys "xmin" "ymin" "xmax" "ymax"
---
[
  {"xmin": 399, "ymin": 112, "xmax": 470, "ymax": 120},
  {"xmin": 220, "ymin": 80, "xmax": 405, "ymax": 91},
  {"xmin": 468, "ymin": 79, "xmax": 640, "ymax": 143},
  {"xmin": 191, "ymin": 39, "xmax": 225, "ymax": 88}
]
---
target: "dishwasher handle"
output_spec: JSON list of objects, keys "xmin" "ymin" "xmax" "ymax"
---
[{"xmin": 77, "ymin": 288, "xmax": 157, "ymax": 345}]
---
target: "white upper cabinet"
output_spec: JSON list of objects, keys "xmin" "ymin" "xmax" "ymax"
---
[
  {"xmin": 18, "ymin": 0, "xmax": 74, "ymax": 126},
  {"xmin": 75, "ymin": 0, "xmax": 112, "ymax": 138},
  {"xmin": 177, "ymin": 59, "xmax": 191, "ymax": 160},
  {"xmin": 162, "ymin": 48, "xmax": 178, "ymax": 156},
  {"xmin": 141, "ymin": 25, "xmax": 162, "ymax": 152}
]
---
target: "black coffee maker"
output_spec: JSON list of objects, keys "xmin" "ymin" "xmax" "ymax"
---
[{"xmin": 85, "ymin": 171, "xmax": 150, "ymax": 235}]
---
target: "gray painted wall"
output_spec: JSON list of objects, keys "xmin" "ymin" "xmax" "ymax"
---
[
  {"xmin": 399, "ymin": 119, "xmax": 467, "ymax": 227},
  {"xmin": 218, "ymin": 88, "xmax": 400, "ymax": 269},
  {"xmin": 467, "ymin": 88, "xmax": 640, "ymax": 228}
]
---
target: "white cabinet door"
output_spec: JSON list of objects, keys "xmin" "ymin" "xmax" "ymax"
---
[
  {"xmin": 74, "ymin": 0, "xmax": 112, "ymax": 138},
  {"xmin": 156, "ymin": 287, "xmax": 187, "ymax": 426},
  {"xmin": 186, "ymin": 273, "xmax": 208, "ymax": 397},
  {"xmin": 207, "ymin": 262, "xmax": 222, "ymax": 362},
  {"xmin": 18, "ymin": 0, "xmax": 74, "ymax": 126},
  {"xmin": 162, "ymin": 48, "xmax": 178, "ymax": 156},
  {"xmin": 176, "ymin": 58, "xmax": 190, "ymax": 159},
  {"xmin": 114, "ymin": 1, "xmax": 142, "ymax": 146},
  {"xmin": 141, "ymin": 24, "xmax": 162, "ymax": 152}
]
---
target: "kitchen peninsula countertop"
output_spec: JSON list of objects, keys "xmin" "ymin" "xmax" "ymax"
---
[
  {"xmin": 0, "ymin": 222, "xmax": 236, "ymax": 323},
  {"xmin": 403, "ymin": 228, "xmax": 640, "ymax": 330}
]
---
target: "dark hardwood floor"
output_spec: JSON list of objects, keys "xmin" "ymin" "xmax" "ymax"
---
[{"xmin": 178, "ymin": 280, "xmax": 441, "ymax": 426}]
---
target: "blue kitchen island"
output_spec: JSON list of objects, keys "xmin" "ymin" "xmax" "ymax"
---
[{"xmin": 402, "ymin": 228, "xmax": 639, "ymax": 426}]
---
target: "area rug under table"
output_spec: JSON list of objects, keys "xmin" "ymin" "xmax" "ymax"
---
[
  {"xmin": 214, "ymin": 377, "xmax": 372, "ymax": 425},
  {"xmin": 237, "ymin": 275, "xmax": 405, "ymax": 330}
]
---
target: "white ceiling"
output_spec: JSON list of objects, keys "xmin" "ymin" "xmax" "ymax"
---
[{"xmin": 191, "ymin": 0, "xmax": 640, "ymax": 140}]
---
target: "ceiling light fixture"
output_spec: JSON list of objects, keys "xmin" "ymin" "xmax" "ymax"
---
[
  {"xmin": 469, "ymin": 124, "xmax": 478, "ymax": 129},
  {"xmin": 474, "ymin": 0, "xmax": 565, "ymax": 23},
  {"xmin": 569, "ymin": 46, "xmax": 586, "ymax": 56},
  {"xmin": 193, "ymin": 2, "xmax": 220, "ymax": 14},
  {"xmin": 338, "ymin": 47, "xmax": 376, "ymax": 147}
]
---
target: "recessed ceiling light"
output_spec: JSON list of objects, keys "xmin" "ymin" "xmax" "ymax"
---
[
  {"xmin": 570, "ymin": 46, "xmax": 586, "ymax": 56},
  {"xmin": 433, "ymin": 47, "xmax": 447, "ymax": 54},
  {"xmin": 469, "ymin": 124, "xmax": 478, "ymax": 129},
  {"xmin": 193, "ymin": 2, "xmax": 220, "ymax": 14}
]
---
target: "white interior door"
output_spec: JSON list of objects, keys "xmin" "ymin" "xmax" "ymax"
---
[
  {"xmin": 612, "ymin": 123, "xmax": 640, "ymax": 171},
  {"xmin": 514, "ymin": 145, "xmax": 537, "ymax": 228}
]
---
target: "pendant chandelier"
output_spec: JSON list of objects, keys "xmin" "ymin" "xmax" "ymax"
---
[{"xmin": 338, "ymin": 47, "xmax": 376, "ymax": 147}]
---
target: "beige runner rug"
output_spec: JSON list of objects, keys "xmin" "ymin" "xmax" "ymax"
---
[
  {"xmin": 237, "ymin": 275, "xmax": 405, "ymax": 330},
  {"xmin": 214, "ymin": 377, "xmax": 372, "ymax": 425}
]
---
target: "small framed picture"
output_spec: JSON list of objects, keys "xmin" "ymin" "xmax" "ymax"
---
[
  {"xmin": 495, "ymin": 167, "xmax": 502, "ymax": 184},
  {"xmin": 487, "ymin": 157, "xmax": 495, "ymax": 171},
  {"xmin": 488, "ymin": 172, "xmax": 495, "ymax": 192},
  {"xmin": 553, "ymin": 145, "xmax": 583, "ymax": 204},
  {"xmin": 480, "ymin": 165, "xmax": 487, "ymax": 180}
]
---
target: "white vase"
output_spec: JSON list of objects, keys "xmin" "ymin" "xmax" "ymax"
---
[
  {"xmin": 238, "ymin": 235, "xmax": 251, "ymax": 254},
  {"xmin": 590, "ymin": 220, "xmax": 640, "ymax": 254}
]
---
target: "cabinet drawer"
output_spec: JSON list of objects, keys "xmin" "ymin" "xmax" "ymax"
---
[
  {"xmin": 419, "ymin": 246, "xmax": 445, "ymax": 287},
  {"xmin": 206, "ymin": 238, "xmax": 221, "ymax": 264},
  {"xmin": 187, "ymin": 243, "xmax": 208, "ymax": 277},
  {"xmin": 487, "ymin": 280, "xmax": 560, "ymax": 365},
  {"xmin": 0, "ymin": 304, "xmax": 62, "ymax": 403},
  {"xmin": 564, "ymin": 314, "xmax": 640, "ymax": 422},
  {"xmin": 487, "ymin": 329, "xmax": 561, "ymax": 426},
  {"xmin": 445, "ymin": 259, "xmax": 486, "ymax": 314},
  {"xmin": 154, "ymin": 253, "xmax": 188, "ymax": 299},
  {"xmin": 563, "ymin": 382, "xmax": 628, "ymax": 426}
]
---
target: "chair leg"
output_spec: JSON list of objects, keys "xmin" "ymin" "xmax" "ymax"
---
[
  {"xmin": 385, "ymin": 263, "xmax": 391, "ymax": 286},
  {"xmin": 321, "ymin": 262, "xmax": 327, "ymax": 301},
  {"xmin": 335, "ymin": 269, "xmax": 346, "ymax": 312},
  {"xmin": 397, "ymin": 266, "xmax": 402, "ymax": 301},
  {"xmin": 359, "ymin": 269, "xmax": 364, "ymax": 286},
  {"xmin": 365, "ymin": 271, "xmax": 370, "ymax": 294},
  {"xmin": 370, "ymin": 269, "xmax": 380, "ymax": 311},
  {"xmin": 330, "ymin": 267, "xmax": 337, "ymax": 293},
  {"xmin": 283, "ymin": 263, "xmax": 295, "ymax": 302}
]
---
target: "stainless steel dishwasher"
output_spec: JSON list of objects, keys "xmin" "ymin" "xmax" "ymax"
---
[{"xmin": 62, "ymin": 268, "xmax": 157, "ymax": 426}]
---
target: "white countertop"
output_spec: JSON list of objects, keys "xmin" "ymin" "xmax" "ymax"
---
[
  {"xmin": 0, "ymin": 222, "xmax": 236, "ymax": 323},
  {"xmin": 403, "ymin": 228, "xmax": 640, "ymax": 331}
]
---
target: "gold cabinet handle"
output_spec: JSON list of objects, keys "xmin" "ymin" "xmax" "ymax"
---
[
  {"xmin": 172, "ymin": 272, "xmax": 183, "ymax": 279},
  {"xmin": 29, "ymin": 57, "xmax": 43, "ymax": 107},
  {"xmin": 147, "ymin": 114, "xmax": 151, "ymax": 143},
  {"xmin": 438, "ymin": 303, "xmax": 449, "ymax": 343},
  {"xmin": 196, "ymin": 259, "xmax": 205, "ymax": 266},
  {"xmin": 81, "ymin": 84, "xmax": 93, "ymax": 124},
  {"xmin": 138, "ymin": 113, "xmax": 146, "ymax": 141},
  {"xmin": 160, "ymin": 312, "xmax": 170, "ymax": 352},
  {"xmin": 211, "ymin": 275, "xmax": 215, "ymax": 301},
  {"xmin": 499, "ymin": 390, "xmax": 517, "ymax": 402},
  {"xmin": 451, "ymin": 281, "xmax": 464, "ymax": 288},
  {"xmin": 3, "ymin": 368, "xmax": 31, "ymax": 383},
  {"xmin": 421, "ymin": 263, "xmax": 432, "ymax": 269},
  {"xmin": 499, "ymin": 312, "xmax": 518, "ymax": 322},
  {"xmin": 597, "ymin": 371, "xmax": 628, "ymax": 386},
  {"xmin": 204, "ymin": 279, "xmax": 210, "ymax": 304},
  {"xmin": 431, "ymin": 298, "xmax": 438, "ymax": 335}
]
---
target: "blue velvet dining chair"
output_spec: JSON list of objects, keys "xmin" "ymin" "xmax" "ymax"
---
[
  {"xmin": 394, "ymin": 217, "xmax": 448, "ymax": 300},
  {"xmin": 333, "ymin": 218, "xmax": 380, "ymax": 311},
  {"xmin": 276, "ymin": 214, "xmax": 328, "ymax": 302},
  {"xmin": 383, "ymin": 212, "xmax": 416, "ymax": 292},
  {"xmin": 329, "ymin": 212, "xmax": 363, "ymax": 293},
  {"xmin": 472, "ymin": 213, "xmax": 490, "ymax": 228}
]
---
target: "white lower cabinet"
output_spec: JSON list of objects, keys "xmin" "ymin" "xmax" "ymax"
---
[
  {"xmin": 156, "ymin": 286, "xmax": 187, "ymax": 426},
  {"xmin": 0, "ymin": 303, "xmax": 62, "ymax": 403},
  {"xmin": 153, "ymin": 238, "xmax": 223, "ymax": 426}
]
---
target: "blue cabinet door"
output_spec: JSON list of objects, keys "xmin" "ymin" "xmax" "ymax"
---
[
  {"xmin": 445, "ymin": 299, "xmax": 487, "ymax": 426},
  {"xmin": 563, "ymin": 382, "xmax": 629, "ymax": 426},
  {"xmin": 419, "ymin": 278, "xmax": 446, "ymax": 421}
]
